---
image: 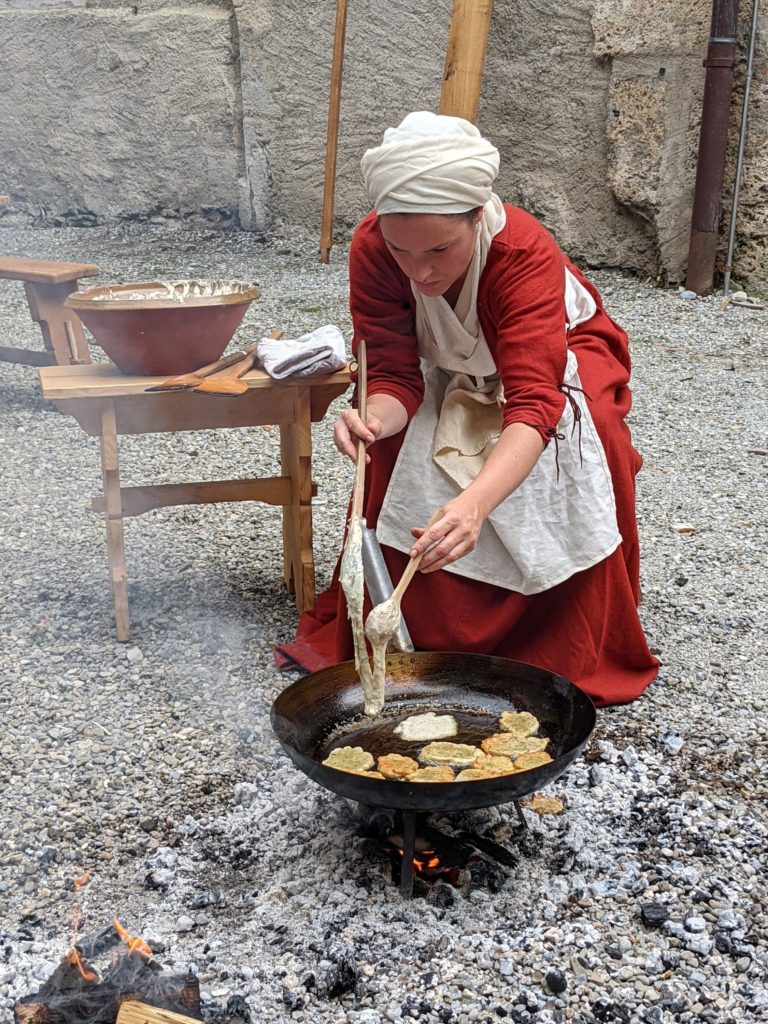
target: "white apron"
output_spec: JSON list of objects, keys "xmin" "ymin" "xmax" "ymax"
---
[{"xmin": 376, "ymin": 267, "xmax": 622, "ymax": 595}]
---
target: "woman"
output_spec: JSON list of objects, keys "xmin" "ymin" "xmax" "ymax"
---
[{"xmin": 276, "ymin": 111, "xmax": 659, "ymax": 706}]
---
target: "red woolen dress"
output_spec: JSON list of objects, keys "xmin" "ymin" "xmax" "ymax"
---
[{"xmin": 275, "ymin": 206, "xmax": 659, "ymax": 706}]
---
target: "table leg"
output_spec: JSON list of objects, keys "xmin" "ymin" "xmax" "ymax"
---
[
  {"xmin": 279, "ymin": 387, "xmax": 315, "ymax": 613},
  {"xmin": 99, "ymin": 402, "xmax": 131, "ymax": 640},
  {"xmin": 24, "ymin": 280, "xmax": 92, "ymax": 365}
]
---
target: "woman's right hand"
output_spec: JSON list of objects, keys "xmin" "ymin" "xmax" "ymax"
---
[{"xmin": 333, "ymin": 407, "xmax": 382, "ymax": 463}]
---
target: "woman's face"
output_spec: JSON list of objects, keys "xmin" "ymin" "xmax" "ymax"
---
[{"xmin": 378, "ymin": 211, "xmax": 480, "ymax": 298}]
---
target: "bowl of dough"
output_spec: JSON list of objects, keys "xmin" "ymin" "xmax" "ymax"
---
[{"xmin": 66, "ymin": 279, "xmax": 261, "ymax": 376}]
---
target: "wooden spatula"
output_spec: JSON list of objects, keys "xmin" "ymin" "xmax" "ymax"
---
[
  {"xmin": 192, "ymin": 349, "xmax": 259, "ymax": 396},
  {"xmin": 144, "ymin": 345, "xmax": 258, "ymax": 392}
]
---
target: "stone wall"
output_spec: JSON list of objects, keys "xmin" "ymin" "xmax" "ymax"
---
[{"xmin": 0, "ymin": 0, "xmax": 765, "ymax": 292}]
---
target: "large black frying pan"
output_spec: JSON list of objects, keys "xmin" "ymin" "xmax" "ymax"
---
[{"xmin": 271, "ymin": 652, "xmax": 596, "ymax": 812}]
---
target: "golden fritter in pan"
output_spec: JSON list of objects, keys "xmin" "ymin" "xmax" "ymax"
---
[
  {"xmin": 322, "ymin": 746, "xmax": 375, "ymax": 772},
  {"xmin": 513, "ymin": 750, "xmax": 553, "ymax": 771},
  {"xmin": 377, "ymin": 753, "xmax": 420, "ymax": 779},
  {"xmin": 499, "ymin": 710, "xmax": 540, "ymax": 736},
  {"xmin": 407, "ymin": 765, "xmax": 455, "ymax": 782},
  {"xmin": 480, "ymin": 733, "xmax": 549, "ymax": 758},
  {"xmin": 418, "ymin": 741, "xmax": 482, "ymax": 767}
]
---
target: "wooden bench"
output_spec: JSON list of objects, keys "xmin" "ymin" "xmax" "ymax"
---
[{"xmin": 0, "ymin": 256, "xmax": 99, "ymax": 366}]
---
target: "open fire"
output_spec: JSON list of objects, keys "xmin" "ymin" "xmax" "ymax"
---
[
  {"xmin": 13, "ymin": 918, "xmax": 202, "ymax": 1024},
  {"xmin": 359, "ymin": 803, "xmax": 531, "ymax": 898}
]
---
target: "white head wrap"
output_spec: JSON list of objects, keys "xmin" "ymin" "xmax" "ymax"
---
[{"xmin": 360, "ymin": 111, "xmax": 500, "ymax": 214}]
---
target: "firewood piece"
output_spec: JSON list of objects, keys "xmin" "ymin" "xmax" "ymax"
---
[
  {"xmin": 14, "ymin": 1003, "xmax": 64, "ymax": 1024},
  {"xmin": 117, "ymin": 1000, "xmax": 202, "ymax": 1024}
]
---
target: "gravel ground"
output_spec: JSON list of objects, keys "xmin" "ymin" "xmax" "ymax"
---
[{"xmin": 0, "ymin": 220, "xmax": 766, "ymax": 1024}]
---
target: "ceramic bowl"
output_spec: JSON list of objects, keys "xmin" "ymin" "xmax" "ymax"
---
[{"xmin": 65, "ymin": 279, "xmax": 261, "ymax": 376}]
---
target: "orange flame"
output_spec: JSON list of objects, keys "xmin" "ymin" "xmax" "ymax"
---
[
  {"xmin": 415, "ymin": 853, "xmax": 442, "ymax": 871},
  {"xmin": 394, "ymin": 846, "xmax": 444, "ymax": 873},
  {"xmin": 113, "ymin": 917, "xmax": 153, "ymax": 961},
  {"xmin": 73, "ymin": 868, "xmax": 92, "ymax": 891},
  {"xmin": 66, "ymin": 948, "xmax": 99, "ymax": 983}
]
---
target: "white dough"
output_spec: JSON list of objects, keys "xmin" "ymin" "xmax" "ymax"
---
[
  {"xmin": 340, "ymin": 517, "xmax": 383, "ymax": 716},
  {"xmin": 393, "ymin": 712, "xmax": 459, "ymax": 742}
]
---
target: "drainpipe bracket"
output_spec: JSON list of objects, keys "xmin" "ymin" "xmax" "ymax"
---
[{"xmin": 703, "ymin": 56, "xmax": 738, "ymax": 67}]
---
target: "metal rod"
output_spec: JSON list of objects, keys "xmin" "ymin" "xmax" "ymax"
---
[
  {"xmin": 723, "ymin": 0, "xmax": 761, "ymax": 297},
  {"xmin": 360, "ymin": 518, "xmax": 414, "ymax": 652},
  {"xmin": 512, "ymin": 799, "xmax": 528, "ymax": 831},
  {"xmin": 685, "ymin": 0, "xmax": 739, "ymax": 295},
  {"xmin": 400, "ymin": 811, "xmax": 417, "ymax": 898}
]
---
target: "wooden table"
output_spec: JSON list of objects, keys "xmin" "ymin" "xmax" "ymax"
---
[{"xmin": 39, "ymin": 362, "xmax": 350, "ymax": 640}]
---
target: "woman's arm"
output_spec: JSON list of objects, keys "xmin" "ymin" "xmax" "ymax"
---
[{"xmin": 409, "ymin": 421, "xmax": 545, "ymax": 571}]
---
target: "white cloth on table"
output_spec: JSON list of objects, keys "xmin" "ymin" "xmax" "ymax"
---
[{"xmin": 256, "ymin": 325, "xmax": 347, "ymax": 379}]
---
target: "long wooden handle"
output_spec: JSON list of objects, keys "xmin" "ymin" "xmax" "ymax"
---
[
  {"xmin": 226, "ymin": 349, "xmax": 259, "ymax": 379},
  {"xmin": 350, "ymin": 340, "xmax": 367, "ymax": 520},
  {"xmin": 192, "ymin": 345, "xmax": 257, "ymax": 377},
  {"xmin": 392, "ymin": 508, "xmax": 445, "ymax": 602},
  {"xmin": 144, "ymin": 346, "xmax": 257, "ymax": 391},
  {"xmin": 202, "ymin": 330, "xmax": 283, "ymax": 379},
  {"xmin": 319, "ymin": 0, "xmax": 349, "ymax": 263},
  {"xmin": 439, "ymin": 0, "xmax": 494, "ymax": 123}
]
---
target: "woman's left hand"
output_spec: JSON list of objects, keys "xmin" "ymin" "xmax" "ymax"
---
[{"xmin": 408, "ymin": 495, "xmax": 485, "ymax": 573}]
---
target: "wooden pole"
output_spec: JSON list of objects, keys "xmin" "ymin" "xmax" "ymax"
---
[
  {"xmin": 439, "ymin": 0, "xmax": 494, "ymax": 123},
  {"xmin": 319, "ymin": 0, "xmax": 349, "ymax": 263}
]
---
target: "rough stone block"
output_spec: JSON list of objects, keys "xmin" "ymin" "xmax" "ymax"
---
[
  {"xmin": 592, "ymin": 0, "xmax": 710, "ymax": 59},
  {"xmin": 0, "ymin": 6, "xmax": 243, "ymax": 224}
]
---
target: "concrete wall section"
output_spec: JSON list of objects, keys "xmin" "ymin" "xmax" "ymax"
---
[
  {"xmin": 235, "ymin": 0, "xmax": 450, "ymax": 240},
  {"xmin": 0, "ymin": 5, "xmax": 242, "ymax": 223}
]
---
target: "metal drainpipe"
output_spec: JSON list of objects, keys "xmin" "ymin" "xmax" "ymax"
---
[{"xmin": 685, "ymin": 0, "xmax": 739, "ymax": 295}]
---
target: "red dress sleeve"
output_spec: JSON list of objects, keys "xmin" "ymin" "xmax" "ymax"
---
[
  {"xmin": 480, "ymin": 209, "xmax": 570, "ymax": 441},
  {"xmin": 348, "ymin": 213, "xmax": 424, "ymax": 418}
]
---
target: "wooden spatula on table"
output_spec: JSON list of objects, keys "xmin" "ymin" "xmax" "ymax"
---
[
  {"xmin": 145, "ymin": 346, "xmax": 258, "ymax": 392},
  {"xmin": 193, "ymin": 330, "xmax": 284, "ymax": 396}
]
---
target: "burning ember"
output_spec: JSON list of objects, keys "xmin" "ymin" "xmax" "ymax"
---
[
  {"xmin": 66, "ymin": 948, "xmax": 99, "ymax": 984},
  {"xmin": 73, "ymin": 869, "xmax": 92, "ymax": 891},
  {"xmin": 386, "ymin": 831, "xmax": 471, "ymax": 888},
  {"xmin": 112, "ymin": 918, "xmax": 153, "ymax": 961},
  {"xmin": 358, "ymin": 807, "xmax": 528, "ymax": 897}
]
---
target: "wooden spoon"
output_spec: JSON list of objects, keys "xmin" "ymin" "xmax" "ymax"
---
[
  {"xmin": 364, "ymin": 507, "xmax": 444, "ymax": 650},
  {"xmin": 350, "ymin": 339, "xmax": 368, "ymax": 519},
  {"xmin": 144, "ymin": 345, "xmax": 258, "ymax": 392}
]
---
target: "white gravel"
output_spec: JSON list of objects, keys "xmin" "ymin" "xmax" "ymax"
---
[{"xmin": 0, "ymin": 220, "xmax": 766, "ymax": 1024}]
